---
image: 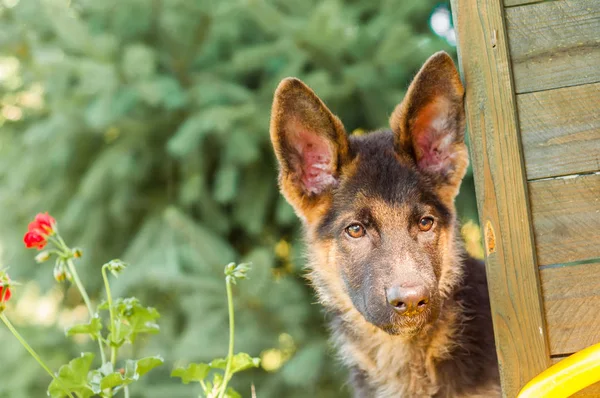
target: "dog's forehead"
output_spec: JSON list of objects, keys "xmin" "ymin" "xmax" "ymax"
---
[{"xmin": 342, "ymin": 130, "xmax": 423, "ymax": 206}]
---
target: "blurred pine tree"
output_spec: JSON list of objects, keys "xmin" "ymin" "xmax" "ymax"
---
[{"xmin": 0, "ymin": 0, "xmax": 469, "ymax": 397}]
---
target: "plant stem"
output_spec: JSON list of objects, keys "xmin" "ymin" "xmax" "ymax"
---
[
  {"xmin": 217, "ymin": 278, "xmax": 235, "ymax": 398},
  {"xmin": 67, "ymin": 258, "xmax": 107, "ymax": 365},
  {"xmin": 65, "ymin": 258, "xmax": 93, "ymax": 318},
  {"xmin": 47, "ymin": 236, "xmax": 71, "ymax": 259},
  {"xmin": 124, "ymin": 386, "xmax": 130, "ymax": 398},
  {"xmin": 1, "ymin": 313, "xmax": 75, "ymax": 398},
  {"xmin": 101, "ymin": 265, "xmax": 118, "ymax": 367},
  {"xmin": 200, "ymin": 380, "xmax": 208, "ymax": 394}
]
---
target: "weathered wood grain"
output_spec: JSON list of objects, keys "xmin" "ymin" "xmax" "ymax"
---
[
  {"xmin": 504, "ymin": 0, "xmax": 543, "ymax": 7},
  {"xmin": 505, "ymin": 0, "xmax": 600, "ymax": 93},
  {"xmin": 550, "ymin": 356, "xmax": 600, "ymax": 397},
  {"xmin": 569, "ymin": 384, "xmax": 600, "ymax": 398},
  {"xmin": 529, "ymin": 173, "xmax": 600, "ymax": 265},
  {"xmin": 518, "ymin": 82, "xmax": 600, "ymax": 180},
  {"xmin": 450, "ymin": 0, "xmax": 551, "ymax": 396},
  {"xmin": 541, "ymin": 262, "xmax": 600, "ymax": 355}
]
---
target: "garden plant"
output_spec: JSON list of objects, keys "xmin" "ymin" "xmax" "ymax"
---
[{"xmin": 1, "ymin": 213, "xmax": 259, "ymax": 398}]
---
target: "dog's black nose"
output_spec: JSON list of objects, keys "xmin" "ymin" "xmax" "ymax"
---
[{"xmin": 386, "ymin": 285, "xmax": 430, "ymax": 316}]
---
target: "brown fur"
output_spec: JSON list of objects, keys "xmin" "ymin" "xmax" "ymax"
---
[{"xmin": 270, "ymin": 52, "xmax": 500, "ymax": 397}]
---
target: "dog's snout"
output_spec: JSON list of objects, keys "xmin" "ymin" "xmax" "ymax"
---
[{"xmin": 386, "ymin": 285, "xmax": 430, "ymax": 316}]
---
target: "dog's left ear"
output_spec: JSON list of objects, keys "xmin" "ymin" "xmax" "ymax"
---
[
  {"xmin": 270, "ymin": 78, "xmax": 351, "ymax": 224},
  {"xmin": 389, "ymin": 51, "xmax": 467, "ymax": 203}
]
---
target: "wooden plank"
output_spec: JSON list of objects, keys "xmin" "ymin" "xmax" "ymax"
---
[
  {"xmin": 529, "ymin": 173, "xmax": 600, "ymax": 265},
  {"xmin": 566, "ymin": 384, "xmax": 600, "ymax": 398},
  {"xmin": 550, "ymin": 357, "xmax": 600, "ymax": 397},
  {"xmin": 518, "ymin": 82, "xmax": 600, "ymax": 180},
  {"xmin": 504, "ymin": 0, "xmax": 544, "ymax": 7},
  {"xmin": 505, "ymin": 0, "xmax": 600, "ymax": 93},
  {"xmin": 450, "ymin": 0, "xmax": 551, "ymax": 396},
  {"xmin": 541, "ymin": 262, "xmax": 600, "ymax": 355}
]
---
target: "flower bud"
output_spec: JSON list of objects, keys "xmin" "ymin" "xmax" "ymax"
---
[
  {"xmin": 0, "ymin": 284, "xmax": 11, "ymax": 303},
  {"xmin": 35, "ymin": 251, "xmax": 51, "ymax": 263},
  {"xmin": 0, "ymin": 273, "xmax": 13, "ymax": 312},
  {"xmin": 53, "ymin": 262, "xmax": 68, "ymax": 283},
  {"xmin": 72, "ymin": 248, "xmax": 83, "ymax": 258},
  {"xmin": 224, "ymin": 262, "xmax": 252, "ymax": 284},
  {"xmin": 104, "ymin": 259, "xmax": 127, "ymax": 277}
]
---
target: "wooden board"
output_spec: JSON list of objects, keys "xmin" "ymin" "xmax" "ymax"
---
[
  {"xmin": 518, "ymin": 82, "xmax": 600, "ymax": 180},
  {"xmin": 450, "ymin": 0, "xmax": 551, "ymax": 396},
  {"xmin": 541, "ymin": 262, "xmax": 600, "ymax": 355},
  {"xmin": 529, "ymin": 173, "xmax": 600, "ymax": 266},
  {"xmin": 569, "ymin": 384, "xmax": 600, "ymax": 398},
  {"xmin": 550, "ymin": 356, "xmax": 600, "ymax": 397},
  {"xmin": 504, "ymin": 0, "xmax": 543, "ymax": 7},
  {"xmin": 505, "ymin": 0, "xmax": 600, "ymax": 94}
]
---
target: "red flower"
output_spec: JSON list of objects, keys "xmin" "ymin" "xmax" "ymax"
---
[
  {"xmin": 0, "ymin": 281, "xmax": 11, "ymax": 304},
  {"xmin": 24, "ymin": 212, "xmax": 56, "ymax": 250},
  {"xmin": 29, "ymin": 212, "xmax": 56, "ymax": 235},
  {"xmin": 24, "ymin": 231, "xmax": 47, "ymax": 249}
]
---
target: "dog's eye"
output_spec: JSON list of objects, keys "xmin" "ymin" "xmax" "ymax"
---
[
  {"xmin": 418, "ymin": 217, "xmax": 434, "ymax": 232},
  {"xmin": 345, "ymin": 223, "xmax": 366, "ymax": 238}
]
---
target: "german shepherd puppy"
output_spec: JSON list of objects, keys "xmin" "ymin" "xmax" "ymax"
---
[{"xmin": 269, "ymin": 52, "xmax": 500, "ymax": 397}]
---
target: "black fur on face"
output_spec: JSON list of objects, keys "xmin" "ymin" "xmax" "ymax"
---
[{"xmin": 317, "ymin": 131, "xmax": 453, "ymax": 335}]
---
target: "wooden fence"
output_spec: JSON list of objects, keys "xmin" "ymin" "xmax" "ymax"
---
[{"xmin": 450, "ymin": 0, "xmax": 600, "ymax": 396}]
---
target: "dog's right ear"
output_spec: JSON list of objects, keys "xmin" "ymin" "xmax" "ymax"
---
[{"xmin": 270, "ymin": 78, "xmax": 350, "ymax": 224}]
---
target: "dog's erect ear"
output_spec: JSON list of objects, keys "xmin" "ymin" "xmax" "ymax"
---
[
  {"xmin": 390, "ymin": 51, "xmax": 467, "ymax": 203},
  {"xmin": 270, "ymin": 78, "xmax": 350, "ymax": 224}
]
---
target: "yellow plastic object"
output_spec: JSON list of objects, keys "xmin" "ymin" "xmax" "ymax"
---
[{"xmin": 517, "ymin": 342, "xmax": 600, "ymax": 398}]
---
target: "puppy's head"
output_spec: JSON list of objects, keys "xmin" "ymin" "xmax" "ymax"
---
[{"xmin": 270, "ymin": 52, "xmax": 467, "ymax": 335}]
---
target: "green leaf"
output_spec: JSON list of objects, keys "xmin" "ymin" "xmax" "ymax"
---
[
  {"xmin": 209, "ymin": 353, "xmax": 261, "ymax": 375},
  {"xmin": 134, "ymin": 356, "xmax": 164, "ymax": 376},
  {"xmin": 47, "ymin": 353, "xmax": 95, "ymax": 398},
  {"xmin": 205, "ymin": 374, "xmax": 242, "ymax": 397},
  {"xmin": 100, "ymin": 297, "xmax": 160, "ymax": 345},
  {"xmin": 100, "ymin": 362, "xmax": 137, "ymax": 390},
  {"xmin": 100, "ymin": 356, "xmax": 163, "ymax": 390},
  {"xmin": 170, "ymin": 363, "xmax": 210, "ymax": 384},
  {"xmin": 88, "ymin": 362, "xmax": 114, "ymax": 394},
  {"xmin": 225, "ymin": 387, "xmax": 242, "ymax": 398},
  {"xmin": 65, "ymin": 316, "xmax": 103, "ymax": 340}
]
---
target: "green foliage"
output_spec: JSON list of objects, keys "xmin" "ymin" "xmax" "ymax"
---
[
  {"xmin": 48, "ymin": 353, "xmax": 164, "ymax": 398},
  {"xmin": 48, "ymin": 353, "xmax": 96, "ymax": 398},
  {"xmin": 65, "ymin": 317, "xmax": 103, "ymax": 341},
  {"xmin": 98, "ymin": 297, "xmax": 160, "ymax": 346},
  {"xmin": 171, "ymin": 347, "xmax": 261, "ymax": 397},
  {"xmin": 0, "ymin": 0, "xmax": 470, "ymax": 397},
  {"xmin": 171, "ymin": 363, "xmax": 211, "ymax": 385},
  {"xmin": 172, "ymin": 263, "xmax": 260, "ymax": 398},
  {"xmin": 94, "ymin": 356, "xmax": 164, "ymax": 391},
  {"xmin": 209, "ymin": 353, "xmax": 261, "ymax": 374}
]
